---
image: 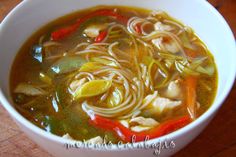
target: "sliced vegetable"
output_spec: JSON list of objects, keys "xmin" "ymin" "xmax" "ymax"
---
[
  {"xmin": 91, "ymin": 57, "xmax": 117, "ymax": 67},
  {"xmin": 175, "ymin": 61, "xmax": 200, "ymax": 76},
  {"xmin": 148, "ymin": 58, "xmax": 169, "ymax": 89},
  {"xmin": 185, "ymin": 76, "xmax": 197, "ymax": 119},
  {"xmin": 49, "ymin": 56, "xmax": 87, "ymax": 75},
  {"xmin": 175, "ymin": 57, "xmax": 215, "ymax": 76},
  {"xmin": 14, "ymin": 83, "xmax": 46, "ymax": 96},
  {"xmin": 69, "ymin": 78, "xmax": 87, "ymax": 93},
  {"xmin": 32, "ymin": 45, "xmax": 43, "ymax": 63},
  {"xmin": 185, "ymin": 48, "xmax": 197, "ymax": 58},
  {"xmin": 39, "ymin": 72, "xmax": 52, "ymax": 85},
  {"xmin": 109, "ymin": 29, "xmax": 123, "ymax": 35},
  {"xmin": 158, "ymin": 52, "xmax": 185, "ymax": 61},
  {"xmin": 142, "ymin": 56, "xmax": 170, "ymax": 88},
  {"xmin": 108, "ymin": 29, "xmax": 123, "ymax": 39},
  {"xmin": 180, "ymin": 32, "xmax": 194, "ymax": 50},
  {"xmin": 189, "ymin": 57, "xmax": 208, "ymax": 69},
  {"xmin": 79, "ymin": 62, "xmax": 103, "ymax": 72},
  {"xmin": 196, "ymin": 65, "xmax": 215, "ymax": 76},
  {"xmin": 51, "ymin": 9, "xmax": 129, "ymax": 41},
  {"xmin": 141, "ymin": 56, "xmax": 153, "ymax": 66},
  {"xmin": 95, "ymin": 31, "xmax": 108, "ymax": 43},
  {"xmin": 89, "ymin": 115, "xmax": 191, "ymax": 142},
  {"xmin": 74, "ymin": 80, "xmax": 112, "ymax": 99}
]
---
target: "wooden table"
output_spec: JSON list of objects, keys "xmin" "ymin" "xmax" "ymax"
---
[{"xmin": 0, "ymin": 0, "xmax": 235, "ymax": 156}]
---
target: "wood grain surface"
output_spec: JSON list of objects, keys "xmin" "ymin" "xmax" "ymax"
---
[{"xmin": 0, "ymin": 0, "xmax": 235, "ymax": 157}]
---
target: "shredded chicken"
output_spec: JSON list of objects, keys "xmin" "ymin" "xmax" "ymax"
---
[
  {"xmin": 119, "ymin": 120, "xmax": 129, "ymax": 128},
  {"xmin": 152, "ymin": 97, "xmax": 182, "ymax": 114},
  {"xmin": 119, "ymin": 116, "xmax": 159, "ymax": 133},
  {"xmin": 69, "ymin": 78, "xmax": 87, "ymax": 93},
  {"xmin": 165, "ymin": 80, "xmax": 182, "ymax": 99},
  {"xmin": 62, "ymin": 133, "xmax": 74, "ymax": 140},
  {"xmin": 131, "ymin": 126, "xmax": 152, "ymax": 132},
  {"xmin": 130, "ymin": 116, "xmax": 159, "ymax": 127},
  {"xmin": 154, "ymin": 22, "xmax": 174, "ymax": 32},
  {"xmin": 86, "ymin": 136, "xmax": 103, "ymax": 144}
]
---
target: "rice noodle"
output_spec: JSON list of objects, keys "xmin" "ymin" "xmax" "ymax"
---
[{"xmin": 54, "ymin": 12, "xmax": 193, "ymax": 119}]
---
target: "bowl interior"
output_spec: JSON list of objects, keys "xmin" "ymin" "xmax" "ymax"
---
[{"xmin": 0, "ymin": 0, "xmax": 235, "ymax": 145}]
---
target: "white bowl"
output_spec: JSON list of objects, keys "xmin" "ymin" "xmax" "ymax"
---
[{"xmin": 0, "ymin": 0, "xmax": 235, "ymax": 156}]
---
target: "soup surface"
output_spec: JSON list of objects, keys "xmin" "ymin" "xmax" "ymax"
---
[{"xmin": 10, "ymin": 6, "xmax": 217, "ymax": 143}]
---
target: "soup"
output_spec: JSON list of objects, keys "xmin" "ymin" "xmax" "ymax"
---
[{"xmin": 10, "ymin": 6, "xmax": 217, "ymax": 143}]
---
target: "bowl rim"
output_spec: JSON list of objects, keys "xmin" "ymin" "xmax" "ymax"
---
[{"xmin": 0, "ymin": 0, "xmax": 236, "ymax": 151}]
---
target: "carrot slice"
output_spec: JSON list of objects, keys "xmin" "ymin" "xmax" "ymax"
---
[{"xmin": 185, "ymin": 76, "xmax": 198, "ymax": 119}]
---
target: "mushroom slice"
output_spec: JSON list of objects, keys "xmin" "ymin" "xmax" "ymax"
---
[{"xmin": 130, "ymin": 116, "xmax": 159, "ymax": 127}]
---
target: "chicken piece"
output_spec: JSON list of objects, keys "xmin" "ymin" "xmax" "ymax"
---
[
  {"xmin": 151, "ymin": 97, "xmax": 182, "ymax": 114},
  {"xmin": 130, "ymin": 116, "xmax": 159, "ymax": 127},
  {"xmin": 165, "ymin": 80, "xmax": 182, "ymax": 99},
  {"xmin": 84, "ymin": 24, "xmax": 107, "ymax": 38},
  {"xmin": 62, "ymin": 133, "xmax": 74, "ymax": 140},
  {"xmin": 143, "ymin": 91, "xmax": 158, "ymax": 107},
  {"xmin": 154, "ymin": 22, "xmax": 174, "ymax": 32},
  {"xmin": 131, "ymin": 126, "xmax": 152, "ymax": 132},
  {"xmin": 69, "ymin": 78, "xmax": 87, "ymax": 93},
  {"xmin": 119, "ymin": 120, "xmax": 129, "ymax": 128},
  {"xmin": 86, "ymin": 136, "xmax": 103, "ymax": 144},
  {"xmin": 164, "ymin": 41, "xmax": 180, "ymax": 53},
  {"xmin": 152, "ymin": 37, "xmax": 180, "ymax": 53}
]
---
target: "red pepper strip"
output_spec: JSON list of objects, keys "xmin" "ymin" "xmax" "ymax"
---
[
  {"xmin": 95, "ymin": 31, "xmax": 108, "ymax": 43},
  {"xmin": 134, "ymin": 23, "xmax": 142, "ymax": 34},
  {"xmin": 51, "ymin": 23, "xmax": 79, "ymax": 41},
  {"xmin": 89, "ymin": 115, "xmax": 191, "ymax": 142},
  {"xmin": 51, "ymin": 9, "xmax": 129, "ymax": 41}
]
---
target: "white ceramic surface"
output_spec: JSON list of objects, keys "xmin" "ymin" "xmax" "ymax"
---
[{"xmin": 0, "ymin": 0, "xmax": 235, "ymax": 157}]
